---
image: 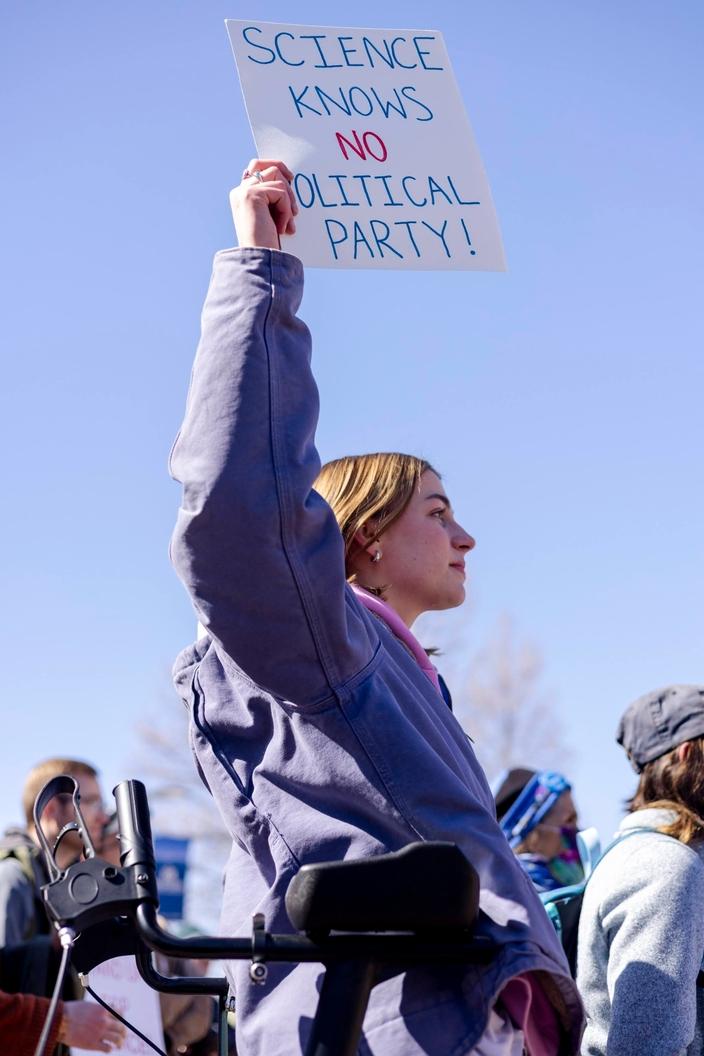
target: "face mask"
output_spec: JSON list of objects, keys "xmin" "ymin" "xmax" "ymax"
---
[{"xmin": 547, "ymin": 826, "xmax": 584, "ymax": 887}]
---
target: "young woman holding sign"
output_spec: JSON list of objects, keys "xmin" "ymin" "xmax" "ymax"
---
[{"xmin": 169, "ymin": 159, "xmax": 583, "ymax": 1055}]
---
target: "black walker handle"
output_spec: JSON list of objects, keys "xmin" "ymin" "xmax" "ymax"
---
[
  {"xmin": 35, "ymin": 778, "xmax": 499, "ymax": 1056},
  {"xmin": 113, "ymin": 780, "xmax": 156, "ymax": 873}
]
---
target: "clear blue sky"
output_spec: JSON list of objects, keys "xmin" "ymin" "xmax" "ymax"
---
[{"xmin": 2, "ymin": 1, "xmax": 702, "ymax": 848}]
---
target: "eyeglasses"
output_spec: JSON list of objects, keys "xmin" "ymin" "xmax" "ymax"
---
[{"xmin": 78, "ymin": 793, "xmax": 106, "ymax": 814}]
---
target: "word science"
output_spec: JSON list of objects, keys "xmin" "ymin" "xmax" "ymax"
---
[{"xmin": 227, "ymin": 21, "xmax": 506, "ymax": 272}]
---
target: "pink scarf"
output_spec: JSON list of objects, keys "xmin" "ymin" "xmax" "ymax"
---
[{"xmin": 350, "ymin": 585, "xmax": 442, "ymax": 695}]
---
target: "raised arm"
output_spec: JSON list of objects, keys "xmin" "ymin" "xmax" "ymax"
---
[{"xmin": 169, "ymin": 162, "xmax": 375, "ymax": 705}]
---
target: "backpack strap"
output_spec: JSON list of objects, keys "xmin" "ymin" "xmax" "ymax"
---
[
  {"xmin": 576, "ymin": 826, "xmax": 602, "ymax": 879},
  {"xmin": 590, "ymin": 825, "xmax": 655, "ymax": 871},
  {"xmin": 541, "ymin": 826, "xmax": 647, "ymax": 913},
  {"xmin": 0, "ymin": 843, "xmax": 39, "ymax": 887},
  {"xmin": 540, "ymin": 825, "xmax": 657, "ymax": 967},
  {"xmin": 0, "ymin": 839, "xmax": 51, "ymax": 939},
  {"xmin": 588, "ymin": 825, "xmax": 704, "ymax": 988}
]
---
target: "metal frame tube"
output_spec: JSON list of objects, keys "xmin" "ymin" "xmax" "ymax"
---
[
  {"xmin": 135, "ymin": 904, "xmax": 496, "ymax": 967},
  {"xmin": 305, "ymin": 958, "xmax": 376, "ymax": 1056},
  {"xmin": 136, "ymin": 950, "xmax": 229, "ymax": 1056},
  {"xmin": 135, "ymin": 949, "xmax": 228, "ymax": 997}
]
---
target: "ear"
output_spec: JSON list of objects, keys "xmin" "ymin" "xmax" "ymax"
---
[
  {"xmin": 677, "ymin": 741, "xmax": 693, "ymax": 763},
  {"xmin": 352, "ymin": 521, "xmax": 378, "ymax": 556}
]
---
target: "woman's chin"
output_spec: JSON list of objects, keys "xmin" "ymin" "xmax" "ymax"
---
[
  {"xmin": 430, "ymin": 586, "xmax": 466, "ymax": 613},
  {"xmin": 450, "ymin": 582, "xmax": 467, "ymax": 607}
]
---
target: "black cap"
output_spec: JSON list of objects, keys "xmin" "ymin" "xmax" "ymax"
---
[
  {"xmin": 492, "ymin": 767, "xmax": 537, "ymax": 819},
  {"xmin": 616, "ymin": 684, "xmax": 704, "ymax": 773}
]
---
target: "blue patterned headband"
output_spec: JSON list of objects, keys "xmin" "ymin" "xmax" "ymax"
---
[{"xmin": 498, "ymin": 770, "xmax": 571, "ymax": 849}]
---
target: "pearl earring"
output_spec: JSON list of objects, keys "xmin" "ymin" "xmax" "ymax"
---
[{"xmin": 371, "ymin": 550, "xmax": 382, "ymax": 563}]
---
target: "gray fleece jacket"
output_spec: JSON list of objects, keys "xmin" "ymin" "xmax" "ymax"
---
[{"xmin": 577, "ymin": 808, "xmax": 704, "ymax": 1056}]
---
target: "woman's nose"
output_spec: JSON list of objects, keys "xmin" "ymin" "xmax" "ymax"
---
[{"xmin": 455, "ymin": 525, "xmax": 475, "ymax": 551}]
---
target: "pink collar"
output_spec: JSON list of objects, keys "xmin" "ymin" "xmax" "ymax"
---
[{"xmin": 351, "ymin": 585, "xmax": 442, "ymax": 695}]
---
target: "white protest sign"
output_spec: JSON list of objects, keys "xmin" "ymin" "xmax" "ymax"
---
[
  {"xmin": 73, "ymin": 957, "xmax": 164, "ymax": 1056},
  {"xmin": 226, "ymin": 21, "xmax": 506, "ymax": 271}
]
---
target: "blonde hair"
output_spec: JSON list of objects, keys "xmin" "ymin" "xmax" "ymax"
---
[
  {"xmin": 22, "ymin": 758, "xmax": 98, "ymax": 827},
  {"xmin": 314, "ymin": 452, "xmax": 435, "ymax": 577},
  {"xmin": 629, "ymin": 737, "xmax": 704, "ymax": 845}
]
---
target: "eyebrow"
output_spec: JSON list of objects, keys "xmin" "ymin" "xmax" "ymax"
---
[{"xmin": 424, "ymin": 493, "xmax": 451, "ymax": 506}]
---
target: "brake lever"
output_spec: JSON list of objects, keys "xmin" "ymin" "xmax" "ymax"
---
[
  {"xmin": 34, "ymin": 776, "xmax": 158, "ymax": 936},
  {"xmin": 33, "ymin": 775, "xmax": 97, "ymax": 881}
]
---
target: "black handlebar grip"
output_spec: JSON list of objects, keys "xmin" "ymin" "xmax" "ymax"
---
[{"xmin": 113, "ymin": 780, "xmax": 156, "ymax": 872}]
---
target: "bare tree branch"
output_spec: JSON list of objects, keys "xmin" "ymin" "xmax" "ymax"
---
[
  {"xmin": 417, "ymin": 611, "xmax": 572, "ymax": 783},
  {"xmin": 128, "ymin": 678, "xmax": 231, "ymax": 930}
]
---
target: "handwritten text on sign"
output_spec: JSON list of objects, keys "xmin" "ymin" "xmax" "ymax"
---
[
  {"xmin": 73, "ymin": 956, "xmax": 164, "ymax": 1056},
  {"xmin": 226, "ymin": 22, "xmax": 506, "ymax": 271}
]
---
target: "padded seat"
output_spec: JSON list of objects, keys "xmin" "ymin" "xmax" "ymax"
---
[{"xmin": 285, "ymin": 842, "xmax": 479, "ymax": 935}]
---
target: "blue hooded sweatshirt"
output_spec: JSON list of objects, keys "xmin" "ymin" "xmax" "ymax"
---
[{"xmin": 169, "ymin": 247, "xmax": 583, "ymax": 1056}]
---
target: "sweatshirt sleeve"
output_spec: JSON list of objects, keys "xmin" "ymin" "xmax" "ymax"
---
[
  {"xmin": 600, "ymin": 838, "xmax": 704, "ymax": 1056},
  {"xmin": 169, "ymin": 248, "xmax": 376, "ymax": 705},
  {"xmin": 0, "ymin": 992, "xmax": 62, "ymax": 1056}
]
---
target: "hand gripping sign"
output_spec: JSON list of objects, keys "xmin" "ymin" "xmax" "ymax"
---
[{"xmin": 226, "ymin": 21, "xmax": 506, "ymax": 271}]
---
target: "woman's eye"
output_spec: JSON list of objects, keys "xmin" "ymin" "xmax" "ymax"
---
[{"xmin": 431, "ymin": 508, "xmax": 447, "ymax": 520}]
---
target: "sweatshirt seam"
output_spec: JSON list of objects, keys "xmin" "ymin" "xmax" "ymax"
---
[
  {"xmin": 191, "ymin": 669, "xmax": 301, "ymax": 870},
  {"xmin": 330, "ymin": 659, "xmax": 426, "ymax": 840},
  {"xmin": 263, "ymin": 250, "xmax": 345, "ymax": 694}
]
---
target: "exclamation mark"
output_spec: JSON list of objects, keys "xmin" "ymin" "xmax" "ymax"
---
[{"xmin": 460, "ymin": 218, "xmax": 477, "ymax": 256}]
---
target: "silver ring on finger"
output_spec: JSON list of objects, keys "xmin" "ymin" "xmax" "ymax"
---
[{"xmin": 251, "ymin": 170, "xmax": 264, "ymax": 183}]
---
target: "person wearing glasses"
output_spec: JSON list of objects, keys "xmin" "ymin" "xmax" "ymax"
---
[{"xmin": 0, "ymin": 758, "xmax": 108, "ymax": 1002}]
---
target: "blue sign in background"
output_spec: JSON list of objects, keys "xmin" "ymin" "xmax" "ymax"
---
[{"xmin": 154, "ymin": 835, "xmax": 190, "ymax": 920}]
